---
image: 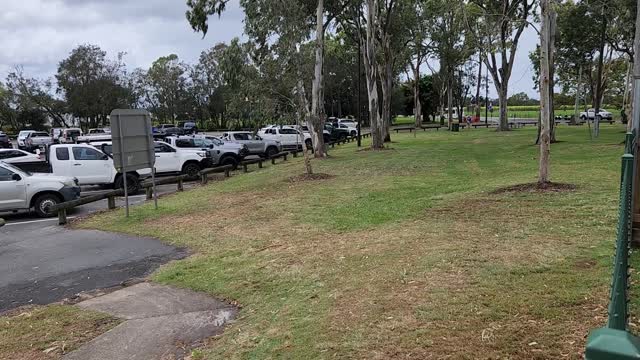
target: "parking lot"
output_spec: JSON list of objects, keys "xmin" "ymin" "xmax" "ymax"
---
[{"xmin": 0, "ymin": 180, "xmax": 197, "ymax": 312}]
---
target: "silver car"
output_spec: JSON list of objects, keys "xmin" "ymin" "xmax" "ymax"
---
[
  {"xmin": 222, "ymin": 131, "xmax": 282, "ymax": 158},
  {"xmin": 190, "ymin": 135, "xmax": 249, "ymax": 168}
]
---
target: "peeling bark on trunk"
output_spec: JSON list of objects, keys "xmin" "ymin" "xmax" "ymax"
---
[
  {"xmin": 363, "ymin": 0, "xmax": 384, "ymax": 149},
  {"xmin": 310, "ymin": 0, "xmax": 327, "ymax": 157},
  {"xmin": 539, "ymin": 0, "xmax": 551, "ymax": 184},
  {"xmin": 295, "ymin": 79, "xmax": 314, "ymax": 175}
]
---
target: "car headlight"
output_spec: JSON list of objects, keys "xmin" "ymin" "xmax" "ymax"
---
[
  {"xmin": 63, "ymin": 178, "xmax": 78, "ymax": 187},
  {"xmin": 197, "ymin": 152, "xmax": 206, "ymax": 158}
]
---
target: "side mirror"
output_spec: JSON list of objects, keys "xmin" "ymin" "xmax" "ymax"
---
[
  {"xmin": 101, "ymin": 154, "xmax": 110, "ymax": 160},
  {"xmin": 12, "ymin": 173, "xmax": 22, "ymax": 181}
]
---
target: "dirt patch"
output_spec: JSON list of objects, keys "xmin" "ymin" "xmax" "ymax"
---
[
  {"xmin": 287, "ymin": 173, "xmax": 335, "ymax": 183},
  {"xmin": 491, "ymin": 182, "xmax": 577, "ymax": 194},
  {"xmin": 357, "ymin": 146, "xmax": 395, "ymax": 152}
]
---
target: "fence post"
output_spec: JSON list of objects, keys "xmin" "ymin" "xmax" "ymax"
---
[
  {"xmin": 625, "ymin": 132, "xmax": 634, "ymax": 154},
  {"xmin": 243, "ymin": 164, "xmax": 248, "ymax": 173},
  {"xmin": 284, "ymin": 153, "xmax": 288, "ymax": 161},
  {"xmin": 58, "ymin": 209, "xmax": 67, "ymax": 226},
  {"xmin": 293, "ymin": 151, "xmax": 298, "ymax": 158},
  {"xmin": 177, "ymin": 178, "xmax": 184, "ymax": 192},
  {"xmin": 271, "ymin": 157, "xmax": 276, "ymax": 165},
  {"xmin": 108, "ymin": 195, "xmax": 117, "ymax": 209},
  {"xmin": 586, "ymin": 153, "xmax": 640, "ymax": 359},
  {"xmin": 201, "ymin": 173, "xmax": 208, "ymax": 185},
  {"xmin": 224, "ymin": 168, "xmax": 230, "ymax": 177},
  {"xmin": 258, "ymin": 160, "xmax": 263, "ymax": 169}
]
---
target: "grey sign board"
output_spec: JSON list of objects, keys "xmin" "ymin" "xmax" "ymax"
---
[{"xmin": 110, "ymin": 109, "xmax": 155, "ymax": 173}]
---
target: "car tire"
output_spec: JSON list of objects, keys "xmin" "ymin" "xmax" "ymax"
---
[
  {"xmin": 265, "ymin": 146, "xmax": 279, "ymax": 158},
  {"xmin": 340, "ymin": 133, "xmax": 347, "ymax": 140},
  {"xmin": 33, "ymin": 193, "xmax": 61, "ymax": 218},
  {"xmin": 182, "ymin": 162, "xmax": 201, "ymax": 180},
  {"xmin": 305, "ymin": 139, "xmax": 313, "ymax": 150},
  {"xmin": 220, "ymin": 156, "xmax": 239, "ymax": 170},
  {"xmin": 351, "ymin": 130, "xmax": 357, "ymax": 136},
  {"xmin": 115, "ymin": 173, "xmax": 140, "ymax": 194}
]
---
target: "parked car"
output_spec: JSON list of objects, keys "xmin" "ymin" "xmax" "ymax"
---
[
  {"xmin": 258, "ymin": 126, "xmax": 312, "ymax": 151},
  {"xmin": 157, "ymin": 124, "xmax": 185, "ymax": 138},
  {"xmin": 222, "ymin": 131, "xmax": 282, "ymax": 158},
  {"xmin": 0, "ymin": 161, "xmax": 80, "ymax": 217},
  {"xmin": 323, "ymin": 123, "xmax": 350, "ymax": 141},
  {"xmin": 93, "ymin": 141, "xmax": 211, "ymax": 180},
  {"xmin": 17, "ymin": 130, "xmax": 36, "ymax": 150},
  {"xmin": 45, "ymin": 144, "xmax": 147, "ymax": 193},
  {"xmin": 177, "ymin": 121, "xmax": 198, "ymax": 135},
  {"xmin": 580, "ymin": 109, "xmax": 614, "ymax": 123},
  {"xmin": 0, "ymin": 132, "xmax": 12, "ymax": 149},
  {"xmin": 25, "ymin": 131, "xmax": 53, "ymax": 152},
  {"xmin": 52, "ymin": 128, "xmax": 83, "ymax": 144},
  {"xmin": 77, "ymin": 128, "xmax": 111, "ymax": 143},
  {"xmin": 166, "ymin": 135, "xmax": 248, "ymax": 169},
  {"xmin": 336, "ymin": 123, "xmax": 357, "ymax": 136},
  {"xmin": 0, "ymin": 149, "xmax": 44, "ymax": 164}
]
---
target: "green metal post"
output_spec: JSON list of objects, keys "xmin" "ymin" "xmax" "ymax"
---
[
  {"xmin": 625, "ymin": 132, "xmax": 634, "ymax": 154},
  {"xmin": 586, "ymin": 154, "xmax": 640, "ymax": 359}
]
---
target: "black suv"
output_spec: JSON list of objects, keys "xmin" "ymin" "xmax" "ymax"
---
[
  {"xmin": 0, "ymin": 133, "xmax": 12, "ymax": 149},
  {"xmin": 323, "ymin": 124, "xmax": 349, "ymax": 142}
]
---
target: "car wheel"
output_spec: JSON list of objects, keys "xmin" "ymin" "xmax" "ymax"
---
[
  {"xmin": 220, "ymin": 156, "xmax": 238, "ymax": 170},
  {"xmin": 350, "ymin": 130, "xmax": 357, "ymax": 136},
  {"xmin": 115, "ymin": 173, "xmax": 140, "ymax": 194},
  {"xmin": 305, "ymin": 139, "xmax": 313, "ymax": 150},
  {"xmin": 265, "ymin": 146, "xmax": 279, "ymax": 158},
  {"xmin": 33, "ymin": 193, "xmax": 61, "ymax": 218},
  {"xmin": 340, "ymin": 133, "xmax": 347, "ymax": 140},
  {"xmin": 182, "ymin": 162, "xmax": 201, "ymax": 180}
]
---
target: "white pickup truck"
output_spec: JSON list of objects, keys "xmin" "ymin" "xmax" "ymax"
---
[
  {"xmin": 258, "ymin": 126, "xmax": 312, "ymax": 151},
  {"xmin": 0, "ymin": 161, "xmax": 81, "ymax": 217},
  {"xmin": 77, "ymin": 128, "xmax": 112, "ymax": 143},
  {"xmin": 95, "ymin": 141, "xmax": 210, "ymax": 180},
  {"xmin": 580, "ymin": 108, "xmax": 614, "ymax": 123}
]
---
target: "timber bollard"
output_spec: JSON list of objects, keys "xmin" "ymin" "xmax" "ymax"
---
[
  {"xmin": 271, "ymin": 157, "xmax": 276, "ymax": 165},
  {"xmin": 177, "ymin": 178, "xmax": 184, "ymax": 191},
  {"xmin": 243, "ymin": 164, "xmax": 248, "ymax": 173},
  {"xmin": 201, "ymin": 173, "xmax": 208, "ymax": 184},
  {"xmin": 258, "ymin": 161, "xmax": 263, "ymax": 168},
  {"xmin": 224, "ymin": 168, "xmax": 230, "ymax": 177},
  {"xmin": 145, "ymin": 188, "xmax": 153, "ymax": 201},
  {"xmin": 108, "ymin": 195, "xmax": 117, "ymax": 209},
  {"xmin": 293, "ymin": 151, "xmax": 298, "ymax": 158},
  {"xmin": 283, "ymin": 153, "xmax": 288, "ymax": 161},
  {"xmin": 58, "ymin": 209, "xmax": 67, "ymax": 226}
]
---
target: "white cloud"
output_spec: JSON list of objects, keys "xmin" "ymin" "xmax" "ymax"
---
[{"xmin": 0, "ymin": 0, "xmax": 245, "ymax": 79}]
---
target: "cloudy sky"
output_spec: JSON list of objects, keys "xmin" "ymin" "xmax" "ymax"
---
[{"xmin": 0, "ymin": 0, "xmax": 539, "ymax": 98}]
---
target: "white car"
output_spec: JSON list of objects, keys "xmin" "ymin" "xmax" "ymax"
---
[
  {"xmin": 258, "ymin": 126, "xmax": 311, "ymax": 151},
  {"xmin": 0, "ymin": 161, "xmax": 80, "ymax": 217},
  {"xmin": 337, "ymin": 123, "xmax": 358, "ymax": 136},
  {"xmin": 0, "ymin": 149, "xmax": 44, "ymax": 164},
  {"xmin": 580, "ymin": 109, "xmax": 613, "ymax": 122},
  {"xmin": 17, "ymin": 130, "xmax": 36, "ymax": 150}
]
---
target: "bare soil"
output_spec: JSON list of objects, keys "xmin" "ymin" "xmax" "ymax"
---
[{"xmin": 491, "ymin": 182, "xmax": 577, "ymax": 194}]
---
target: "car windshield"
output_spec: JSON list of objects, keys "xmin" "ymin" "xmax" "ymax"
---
[{"xmin": 2, "ymin": 162, "xmax": 31, "ymax": 176}]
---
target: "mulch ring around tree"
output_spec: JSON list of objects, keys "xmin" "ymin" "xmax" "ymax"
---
[
  {"xmin": 287, "ymin": 173, "xmax": 335, "ymax": 183},
  {"xmin": 490, "ymin": 182, "xmax": 577, "ymax": 195}
]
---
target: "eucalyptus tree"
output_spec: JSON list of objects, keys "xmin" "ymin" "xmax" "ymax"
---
[
  {"xmin": 146, "ymin": 54, "xmax": 191, "ymax": 123},
  {"xmin": 186, "ymin": 0, "xmax": 348, "ymax": 157},
  {"xmin": 466, "ymin": 0, "xmax": 535, "ymax": 131},
  {"xmin": 405, "ymin": 1, "xmax": 432, "ymax": 127}
]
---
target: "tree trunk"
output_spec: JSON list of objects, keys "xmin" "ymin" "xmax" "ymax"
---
[
  {"xmin": 364, "ymin": 0, "xmax": 384, "ymax": 149},
  {"xmin": 296, "ymin": 79, "xmax": 314, "ymax": 175},
  {"xmin": 539, "ymin": 0, "xmax": 551, "ymax": 184},
  {"xmin": 414, "ymin": 63, "xmax": 422, "ymax": 127},
  {"xmin": 549, "ymin": 6, "xmax": 557, "ymax": 143},
  {"xmin": 447, "ymin": 73, "xmax": 453, "ymax": 129},
  {"xmin": 309, "ymin": 0, "xmax": 327, "ymax": 157},
  {"xmin": 497, "ymin": 85, "xmax": 509, "ymax": 131},
  {"xmin": 475, "ymin": 56, "xmax": 482, "ymax": 121},
  {"xmin": 379, "ymin": 43, "xmax": 393, "ymax": 142},
  {"xmin": 573, "ymin": 64, "xmax": 582, "ymax": 125},
  {"xmin": 593, "ymin": 5, "xmax": 607, "ymax": 138}
]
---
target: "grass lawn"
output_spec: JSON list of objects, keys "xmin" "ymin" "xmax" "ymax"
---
[
  {"xmin": 75, "ymin": 124, "xmax": 629, "ymax": 358},
  {"xmin": 0, "ymin": 305, "xmax": 120, "ymax": 359}
]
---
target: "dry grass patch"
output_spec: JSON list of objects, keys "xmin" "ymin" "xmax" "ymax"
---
[{"xmin": 0, "ymin": 305, "xmax": 120, "ymax": 360}]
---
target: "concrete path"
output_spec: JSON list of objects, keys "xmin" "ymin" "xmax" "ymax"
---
[{"xmin": 64, "ymin": 282, "xmax": 237, "ymax": 360}]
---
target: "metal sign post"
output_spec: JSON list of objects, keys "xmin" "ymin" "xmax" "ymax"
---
[{"xmin": 110, "ymin": 109, "xmax": 156, "ymax": 217}]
